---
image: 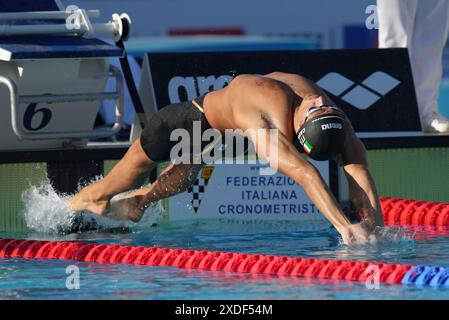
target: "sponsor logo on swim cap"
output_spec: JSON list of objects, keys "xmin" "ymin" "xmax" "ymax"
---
[{"xmin": 321, "ymin": 123, "xmax": 343, "ymax": 130}]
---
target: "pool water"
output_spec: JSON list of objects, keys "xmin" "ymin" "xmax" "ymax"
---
[{"xmin": 1, "ymin": 219, "xmax": 449, "ymax": 300}]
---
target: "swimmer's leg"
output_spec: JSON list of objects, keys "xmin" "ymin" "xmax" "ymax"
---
[
  {"xmin": 69, "ymin": 138, "xmax": 155, "ymax": 215},
  {"xmin": 107, "ymin": 163, "xmax": 203, "ymax": 222}
]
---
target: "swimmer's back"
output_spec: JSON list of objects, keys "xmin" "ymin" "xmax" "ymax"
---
[{"xmin": 204, "ymin": 74, "xmax": 296, "ymax": 132}]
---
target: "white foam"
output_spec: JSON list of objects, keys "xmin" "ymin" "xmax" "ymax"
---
[
  {"xmin": 337, "ymin": 225, "xmax": 414, "ymax": 247},
  {"xmin": 21, "ymin": 180, "xmax": 164, "ymax": 234},
  {"xmin": 21, "ymin": 181, "xmax": 75, "ymax": 234}
]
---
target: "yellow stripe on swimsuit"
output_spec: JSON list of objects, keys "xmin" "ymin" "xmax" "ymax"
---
[{"xmin": 192, "ymin": 99, "xmax": 204, "ymax": 113}]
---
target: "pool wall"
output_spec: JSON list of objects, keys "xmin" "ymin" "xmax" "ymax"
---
[
  {"xmin": 368, "ymin": 147, "xmax": 449, "ymax": 203},
  {"xmin": 1, "ymin": 142, "xmax": 449, "ymax": 233}
]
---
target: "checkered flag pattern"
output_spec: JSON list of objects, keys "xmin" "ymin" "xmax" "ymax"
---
[{"xmin": 187, "ymin": 176, "xmax": 209, "ymax": 213}]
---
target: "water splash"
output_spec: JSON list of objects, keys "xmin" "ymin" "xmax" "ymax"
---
[
  {"xmin": 372, "ymin": 226, "xmax": 413, "ymax": 243},
  {"xmin": 21, "ymin": 180, "xmax": 164, "ymax": 235},
  {"xmin": 324, "ymin": 226, "xmax": 415, "ymax": 262},
  {"xmin": 336, "ymin": 225, "xmax": 414, "ymax": 247},
  {"xmin": 21, "ymin": 182, "xmax": 75, "ymax": 234}
]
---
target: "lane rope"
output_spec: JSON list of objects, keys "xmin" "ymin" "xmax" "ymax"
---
[
  {"xmin": 2, "ymin": 197, "xmax": 449, "ymax": 287},
  {"xmin": 380, "ymin": 197, "xmax": 449, "ymax": 226},
  {"xmin": 1, "ymin": 238, "xmax": 447, "ymax": 287}
]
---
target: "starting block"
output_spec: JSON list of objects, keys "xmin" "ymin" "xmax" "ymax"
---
[{"xmin": 0, "ymin": 0, "xmax": 131, "ymax": 150}]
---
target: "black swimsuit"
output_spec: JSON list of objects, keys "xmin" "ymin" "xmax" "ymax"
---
[{"xmin": 140, "ymin": 94, "xmax": 213, "ymax": 162}]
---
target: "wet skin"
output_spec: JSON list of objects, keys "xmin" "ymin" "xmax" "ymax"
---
[{"xmin": 70, "ymin": 72, "xmax": 384, "ymax": 244}]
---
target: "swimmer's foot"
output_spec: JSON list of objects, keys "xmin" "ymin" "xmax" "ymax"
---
[
  {"xmin": 69, "ymin": 187, "xmax": 110, "ymax": 216},
  {"xmin": 109, "ymin": 196, "xmax": 146, "ymax": 222}
]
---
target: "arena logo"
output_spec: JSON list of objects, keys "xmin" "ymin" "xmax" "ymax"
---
[
  {"xmin": 317, "ymin": 71, "xmax": 400, "ymax": 110},
  {"xmin": 168, "ymin": 75, "xmax": 234, "ymax": 103}
]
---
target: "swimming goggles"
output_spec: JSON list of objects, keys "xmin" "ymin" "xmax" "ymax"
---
[{"xmin": 304, "ymin": 105, "xmax": 340, "ymax": 123}]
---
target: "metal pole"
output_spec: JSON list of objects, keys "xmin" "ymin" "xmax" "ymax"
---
[
  {"xmin": 0, "ymin": 23, "xmax": 116, "ymax": 37},
  {"xmin": 0, "ymin": 10, "xmax": 101, "ymax": 20}
]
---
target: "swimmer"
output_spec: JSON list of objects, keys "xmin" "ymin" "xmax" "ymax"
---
[{"xmin": 69, "ymin": 72, "xmax": 384, "ymax": 244}]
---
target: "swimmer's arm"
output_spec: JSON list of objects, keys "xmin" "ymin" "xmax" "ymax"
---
[
  {"xmin": 341, "ymin": 131, "xmax": 384, "ymax": 230},
  {"xmin": 264, "ymin": 72, "xmax": 332, "ymax": 101},
  {"xmin": 245, "ymin": 128, "xmax": 352, "ymax": 234}
]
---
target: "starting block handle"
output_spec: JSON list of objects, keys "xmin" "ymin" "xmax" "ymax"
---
[
  {"xmin": 0, "ymin": 10, "xmax": 130, "ymax": 42},
  {"xmin": 0, "ymin": 65, "xmax": 124, "ymax": 141},
  {"xmin": 0, "ymin": 10, "xmax": 101, "ymax": 21},
  {"xmin": 0, "ymin": 22, "xmax": 115, "ymax": 37}
]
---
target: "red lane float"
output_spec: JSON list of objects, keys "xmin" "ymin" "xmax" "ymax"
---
[
  {"xmin": 380, "ymin": 197, "xmax": 449, "ymax": 226},
  {"xmin": 0, "ymin": 238, "xmax": 412, "ymax": 284}
]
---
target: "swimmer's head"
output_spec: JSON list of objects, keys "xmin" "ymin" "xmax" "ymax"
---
[{"xmin": 296, "ymin": 104, "xmax": 346, "ymax": 161}]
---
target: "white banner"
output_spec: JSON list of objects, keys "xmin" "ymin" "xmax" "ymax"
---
[{"xmin": 168, "ymin": 160, "xmax": 329, "ymax": 222}]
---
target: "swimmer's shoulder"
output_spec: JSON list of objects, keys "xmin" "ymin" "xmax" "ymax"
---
[
  {"xmin": 213, "ymin": 74, "xmax": 293, "ymax": 112},
  {"xmin": 213, "ymin": 74, "xmax": 263, "ymax": 102},
  {"xmin": 227, "ymin": 74, "xmax": 260, "ymax": 88},
  {"xmin": 229, "ymin": 73, "xmax": 282, "ymax": 87},
  {"xmin": 228, "ymin": 74, "xmax": 294, "ymax": 99}
]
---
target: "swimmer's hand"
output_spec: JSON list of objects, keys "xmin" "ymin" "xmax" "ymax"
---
[{"xmin": 339, "ymin": 221, "xmax": 375, "ymax": 245}]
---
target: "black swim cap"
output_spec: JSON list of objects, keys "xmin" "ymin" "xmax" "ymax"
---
[{"xmin": 297, "ymin": 115, "xmax": 346, "ymax": 161}]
